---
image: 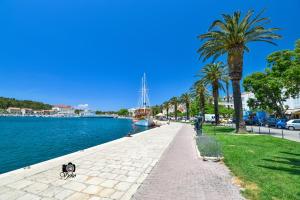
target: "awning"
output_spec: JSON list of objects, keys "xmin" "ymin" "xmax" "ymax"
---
[
  {"xmin": 156, "ymin": 113, "xmax": 165, "ymax": 117},
  {"xmin": 285, "ymin": 108, "xmax": 300, "ymax": 114}
]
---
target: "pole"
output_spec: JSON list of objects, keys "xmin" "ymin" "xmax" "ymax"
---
[{"xmin": 282, "ymin": 129, "xmax": 284, "ymax": 139}]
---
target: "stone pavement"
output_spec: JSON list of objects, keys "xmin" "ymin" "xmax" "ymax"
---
[
  {"xmin": 0, "ymin": 123, "xmax": 182, "ymax": 200},
  {"xmin": 132, "ymin": 124, "xmax": 244, "ymax": 200}
]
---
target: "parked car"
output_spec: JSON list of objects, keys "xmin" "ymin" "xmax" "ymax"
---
[
  {"xmin": 276, "ymin": 119, "xmax": 287, "ymax": 129},
  {"xmin": 266, "ymin": 118, "xmax": 277, "ymax": 127},
  {"xmin": 285, "ymin": 119, "xmax": 300, "ymax": 130}
]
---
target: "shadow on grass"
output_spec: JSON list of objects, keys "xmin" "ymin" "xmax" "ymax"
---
[
  {"xmin": 259, "ymin": 154, "xmax": 300, "ymax": 175},
  {"xmin": 204, "ymin": 126, "xmax": 235, "ymax": 133},
  {"xmin": 280, "ymin": 151, "xmax": 300, "ymax": 157},
  {"xmin": 262, "ymin": 158, "xmax": 300, "ymax": 167},
  {"xmin": 257, "ymin": 164, "xmax": 300, "ymax": 175}
]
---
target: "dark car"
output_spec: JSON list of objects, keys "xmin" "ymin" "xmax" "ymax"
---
[
  {"xmin": 266, "ymin": 118, "xmax": 277, "ymax": 127},
  {"xmin": 276, "ymin": 119, "xmax": 287, "ymax": 129}
]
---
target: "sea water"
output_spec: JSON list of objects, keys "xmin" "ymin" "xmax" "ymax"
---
[{"xmin": 0, "ymin": 117, "xmax": 148, "ymax": 174}]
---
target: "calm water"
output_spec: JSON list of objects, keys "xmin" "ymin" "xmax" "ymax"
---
[{"xmin": 0, "ymin": 117, "xmax": 148, "ymax": 174}]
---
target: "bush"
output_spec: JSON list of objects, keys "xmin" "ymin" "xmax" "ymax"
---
[{"xmin": 196, "ymin": 136, "xmax": 222, "ymax": 157}]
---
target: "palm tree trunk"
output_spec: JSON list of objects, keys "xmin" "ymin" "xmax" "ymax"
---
[
  {"xmin": 228, "ymin": 50, "xmax": 244, "ymax": 133},
  {"xmin": 232, "ymin": 79, "xmax": 243, "ymax": 132},
  {"xmin": 226, "ymin": 81, "xmax": 230, "ymax": 109},
  {"xmin": 175, "ymin": 104, "xmax": 177, "ymax": 120},
  {"xmin": 186, "ymin": 102, "xmax": 190, "ymax": 120},
  {"xmin": 199, "ymin": 94, "xmax": 205, "ymax": 117},
  {"xmin": 213, "ymin": 84, "xmax": 219, "ymax": 124},
  {"xmin": 167, "ymin": 108, "xmax": 169, "ymax": 119}
]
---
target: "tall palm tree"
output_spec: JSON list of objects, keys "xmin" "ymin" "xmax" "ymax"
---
[
  {"xmin": 200, "ymin": 62, "xmax": 226, "ymax": 124},
  {"xmin": 223, "ymin": 76, "xmax": 230, "ymax": 108},
  {"xmin": 193, "ymin": 80, "xmax": 207, "ymax": 117},
  {"xmin": 180, "ymin": 93, "xmax": 191, "ymax": 120},
  {"xmin": 197, "ymin": 10, "xmax": 281, "ymax": 132},
  {"xmin": 170, "ymin": 97, "xmax": 178, "ymax": 120},
  {"xmin": 163, "ymin": 101, "xmax": 170, "ymax": 119}
]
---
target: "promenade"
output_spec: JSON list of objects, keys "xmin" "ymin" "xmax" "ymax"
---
[
  {"xmin": 0, "ymin": 123, "xmax": 182, "ymax": 200},
  {"xmin": 132, "ymin": 124, "xmax": 243, "ymax": 200}
]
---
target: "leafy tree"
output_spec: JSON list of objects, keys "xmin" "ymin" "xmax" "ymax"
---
[
  {"xmin": 75, "ymin": 109, "xmax": 83, "ymax": 115},
  {"xmin": 95, "ymin": 110, "xmax": 104, "ymax": 115},
  {"xmin": 267, "ymin": 39, "xmax": 300, "ymax": 97},
  {"xmin": 0, "ymin": 97, "xmax": 52, "ymax": 110},
  {"xmin": 198, "ymin": 10, "xmax": 281, "ymax": 132},
  {"xmin": 191, "ymin": 80, "xmax": 207, "ymax": 117},
  {"xmin": 151, "ymin": 105, "xmax": 161, "ymax": 116},
  {"xmin": 244, "ymin": 39, "xmax": 300, "ymax": 117},
  {"xmin": 117, "ymin": 109, "xmax": 129, "ymax": 116},
  {"xmin": 200, "ymin": 62, "xmax": 227, "ymax": 124},
  {"xmin": 180, "ymin": 93, "xmax": 191, "ymax": 120}
]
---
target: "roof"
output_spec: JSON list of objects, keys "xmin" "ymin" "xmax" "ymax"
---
[
  {"xmin": 7, "ymin": 107, "xmax": 21, "ymax": 110},
  {"xmin": 285, "ymin": 108, "xmax": 300, "ymax": 114},
  {"xmin": 53, "ymin": 104, "xmax": 72, "ymax": 109}
]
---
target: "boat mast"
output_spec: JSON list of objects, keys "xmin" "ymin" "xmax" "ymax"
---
[{"xmin": 143, "ymin": 73, "xmax": 146, "ymax": 111}]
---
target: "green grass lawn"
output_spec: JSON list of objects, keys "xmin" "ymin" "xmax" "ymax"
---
[{"xmin": 202, "ymin": 124, "xmax": 300, "ymax": 200}]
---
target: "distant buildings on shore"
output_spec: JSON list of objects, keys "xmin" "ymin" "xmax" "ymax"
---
[{"xmin": 5, "ymin": 104, "xmax": 76, "ymax": 117}]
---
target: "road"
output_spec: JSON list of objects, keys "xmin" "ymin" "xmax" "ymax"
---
[{"xmin": 222, "ymin": 123, "xmax": 300, "ymax": 142}]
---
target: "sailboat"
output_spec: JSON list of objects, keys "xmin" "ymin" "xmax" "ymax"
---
[{"xmin": 133, "ymin": 73, "xmax": 154, "ymax": 127}]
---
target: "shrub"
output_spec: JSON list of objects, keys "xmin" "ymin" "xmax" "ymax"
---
[{"xmin": 196, "ymin": 136, "xmax": 223, "ymax": 157}]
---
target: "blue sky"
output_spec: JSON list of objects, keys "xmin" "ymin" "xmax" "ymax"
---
[{"xmin": 0, "ymin": 0, "xmax": 299, "ymax": 110}]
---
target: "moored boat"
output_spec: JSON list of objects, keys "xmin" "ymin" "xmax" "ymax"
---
[{"xmin": 133, "ymin": 73, "xmax": 154, "ymax": 127}]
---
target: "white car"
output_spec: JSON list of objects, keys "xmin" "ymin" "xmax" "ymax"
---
[{"xmin": 285, "ymin": 119, "xmax": 300, "ymax": 130}]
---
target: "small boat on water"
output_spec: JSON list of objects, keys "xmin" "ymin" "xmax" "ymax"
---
[{"xmin": 133, "ymin": 73, "xmax": 154, "ymax": 127}]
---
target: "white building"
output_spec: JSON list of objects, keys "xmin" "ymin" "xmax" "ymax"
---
[
  {"xmin": 241, "ymin": 92, "xmax": 256, "ymax": 112},
  {"xmin": 219, "ymin": 96, "xmax": 234, "ymax": 109},
  {"xmin": 128, "ymin": 108, "xmax": 136, "ymax": 117},
  {"xmin": 21, "ymin": 108, "xmax": 33, "ymax": 115},
  {"xmin": 7, "ymin": 107, "xmax": 22, "ymax": 115},
  {"xmin": 285, "ymin": 95, "xmax": 300, "ymax": 118},
  {"xmin": 52, "ymin": 105, "xmax": 75, "ymax": 116}
]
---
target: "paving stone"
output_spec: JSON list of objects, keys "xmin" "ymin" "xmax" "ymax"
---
[
  {"xmin": 86, "ymin": 177, "xmax": 105, "ymax": 185},
  {"xmin": 7, "ymin": 179, "xmax": 34, "ymax": 190},
  {"xmin": 65, "ymin": 192, "xmax": 90, "ymax": 200},
  {"xmin": 98, "ymin": 188, "xmax": 115, "ymax": 198},
  {"xmin": 110, "ymin": 191, "xmax": 124, "ymax": 199},
  {"xmin": 55, "ymin": 189, "xmax": 75, "ymax": 200},
  {"xmin": 114, "ymin": 182, "xmax": 132, "ymax": 191},
  {"xmin": 40, "ymin": 186, "xmax": 64, "ymax": 198},
  {"xmin": 62, "ymin": 181, "xmax": 87, "ymax": 192},
  {"xmin": 16, "ymin": 193, "xmax": 41, "ymax": 200},
  {"xmin": 23, "ymin": 182, "xmax": 49, "ymax": 194},
  {"xmin": 0, "ymin": 189, "xmax": 26, "ymax": 200},
  {"xmin": 83, "ymin": 185, "xmax": 103, "ymax": 194},
  {"xmin": 100, "ymin": 180, "xmax": 119, "ymax": 188}
]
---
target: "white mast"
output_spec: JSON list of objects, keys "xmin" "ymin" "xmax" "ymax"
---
[{"xmin": 139, "ymin": 73, "xmax": 150, "ymax": 110}]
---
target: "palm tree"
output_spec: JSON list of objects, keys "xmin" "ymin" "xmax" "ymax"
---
[
  {"xmin": 223, "ymin": 76, "xmax": 230, "ymax": 108},
  {"xmin": 200, "ymin": 62, "xmax": 226, "ymax": 124},
  {"xmin": 170, "ymin": 97, "xmax": 178, "ymax": 120},
  {"xmin": 197, "ymin": 10, "xmax": 281, "ymax": 132},
  {"xmin": 163, "ymin": 101, "xmax": 170, "ymax": 119},
  {"xmin": 180, "ymin": 93, "xmax": 191, "ymax": 120},
  {"xmin": 192, "ymin": 80, "xmax": 207, "ymax": 117}
]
